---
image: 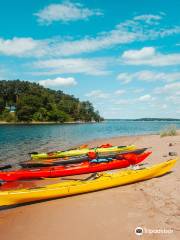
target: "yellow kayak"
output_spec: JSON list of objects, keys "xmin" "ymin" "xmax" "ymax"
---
[
  {"xmin": 0, "ymin": 159, "xmax": 177, "ymax": 207},
  {"xmin": 31, "ymin": 145, "xmax": 136, "ymax": 159}
]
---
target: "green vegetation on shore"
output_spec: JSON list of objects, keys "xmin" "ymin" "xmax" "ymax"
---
[{"xmin": 0, "ymin": 80, "xmax": 103, "ymax": 123}]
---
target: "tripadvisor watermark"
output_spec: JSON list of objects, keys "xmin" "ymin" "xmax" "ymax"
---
[{"xmin": 135, "ymin": 226, "xmax": 173, "ymax": 236}]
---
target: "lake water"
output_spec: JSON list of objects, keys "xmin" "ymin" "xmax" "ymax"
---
[{"xmin": 0, "ymin": 120, "xmax": 180, "ymax": 164}]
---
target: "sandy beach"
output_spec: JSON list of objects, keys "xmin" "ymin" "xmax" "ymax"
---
[{"xmin": 0, "ymin": 133, "xmax": 179, "ymax": 240}]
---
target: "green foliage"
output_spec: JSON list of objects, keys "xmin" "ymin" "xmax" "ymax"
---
[
  {"xmin": 0, "ymin": 97, "xmax": 4, "ymax": 112},
  {"xmin": 33, "ymin": 108, "xmax": 48, "ymax": 121},
  {"xmin": 0, "ymin": 80, "xmax": 103, "ymax": 123},
  {"xmin": 160, "ymin": 125, "xmax": 177, "ymax": 137},
  {"xmin": 0, "ymin": 109, "xmax": 17, "ymax": 122},
  {"xmin": 48, "ymin": 110, "xmax": 72, "ymax": 122},
  {"xmin": 16, "ymin": 105, "xmax": 34, "ymax": 122}
]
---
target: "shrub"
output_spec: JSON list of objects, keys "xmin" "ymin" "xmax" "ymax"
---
[
  {"xmin": 0, "ymin": 109, "xmax": 17, "ymax": 122},
  {"xmin": 160, "ymin": 125, "xmax": 177, "ymax": 137}
]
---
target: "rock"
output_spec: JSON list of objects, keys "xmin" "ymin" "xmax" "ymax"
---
[
  {"xmin": 169, "ymin": 152, "xmax": 177, "ymax": 156},
  {"xmin": 163, "ymin": 155, "xmax": 167, "ymax": 157},
  {"xmin": 169, "ymin": 143, "xmax": 173, "ymax": 147}
]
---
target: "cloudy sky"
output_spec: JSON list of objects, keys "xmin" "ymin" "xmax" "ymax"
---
[{"xmin": 0, "ymin": 0, "xmax": 180, "ymax": 118}]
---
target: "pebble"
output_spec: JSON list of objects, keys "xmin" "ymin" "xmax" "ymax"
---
[
  {"xmin": 169, "ymin": 143, "xmax": 173, "ymax": 147},
  {"xmin": 169, "ymin": 152, "xmax": 177, "ymax": 156}
]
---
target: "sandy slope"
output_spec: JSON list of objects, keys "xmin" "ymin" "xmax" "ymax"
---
[{"xmin": 0, "ymin": 133, "xmax": 179, "ymax": 240}]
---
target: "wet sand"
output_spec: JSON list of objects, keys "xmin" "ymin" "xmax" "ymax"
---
[{"xmin": 0, "ymin": 133, "xmax": 180, "ymax": 240}]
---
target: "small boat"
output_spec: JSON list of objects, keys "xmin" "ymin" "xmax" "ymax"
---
[
  {"xmin": 0, "ymin": 152, "xmax": 151, "ymax": 182},
  {"xmin": 21, "ymin": 148, "xmax": 147, "ymax": 168},
  {"xmin": 0, "ymin": 159, "xmax": 177, "ymax": 207},
  {"xmin": 30, "ymin": 145, "xmax": 136, "ymax": 159}
]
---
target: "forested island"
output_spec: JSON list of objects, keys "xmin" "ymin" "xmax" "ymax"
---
[{"xmin": 0, "ymin": 80, "xmax": 103, "ymax": 123}]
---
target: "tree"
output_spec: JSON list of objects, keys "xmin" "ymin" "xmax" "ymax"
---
[
  {"xmin": 0, "ymin": 97, "xmax": 4, "ymax": 112},
  {"xmin": 16, "ymin": 106, "xmax": 34, "ymax": 122}
]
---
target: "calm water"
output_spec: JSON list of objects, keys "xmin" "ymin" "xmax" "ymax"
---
[{"xmin": 0, "ymin": 120, "xmax": 180, "ymax": 164}]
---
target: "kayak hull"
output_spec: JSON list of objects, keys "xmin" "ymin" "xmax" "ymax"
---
[
  {"xmin": 0, "ymin": 159, "xmax": 177, "ymax": 207},
  {"xmin": 0, "ymin": 152, "xmax": 151, "ymax": 182}
]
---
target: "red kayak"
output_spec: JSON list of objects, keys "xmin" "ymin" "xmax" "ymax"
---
[{"xmin": 0, "ymin": 152, "xmax": 151, "ymax": 182}]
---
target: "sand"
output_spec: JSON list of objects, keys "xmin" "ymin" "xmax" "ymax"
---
[{"xmin": 0, "ymin": 133, "xmax": 180, "ymax": 240}]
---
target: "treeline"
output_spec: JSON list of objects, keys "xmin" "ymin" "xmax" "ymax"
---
[{"xmin": 0, "ymin": 80, "xmax": 103, "ymax": 123}]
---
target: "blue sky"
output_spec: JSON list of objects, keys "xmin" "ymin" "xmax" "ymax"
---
[{"xmin": 0, "ymin": 0, "xmax": 180, "ymax": 118}]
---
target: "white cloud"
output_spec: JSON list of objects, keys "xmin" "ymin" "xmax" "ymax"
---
[
  {"xmin": 35, "ymin": 2, "xmax": 103, "ymax": 24},
  {"xmin": 114, "ymin": 99, "xmax": 132, "ymax": 105},
  {"xmin": 133, "ymin": 88, "xmax": 144, "ymax": 93},
  {"xmin": 33, "ymin": 58, "xmax": 110, "ymax": 76},
  {"xmin": 121, "ymin": 47, "xmax": 180, "ymax": 66},
  {"xmin": 117, "ymin": 70, "xmax": 180, "ymax": 84},
  {"xmin": 85, "ymin": 90, "xmax": 109, "ymax": 99},
  {"xmin": 115, "ymin": 89, "xmax": 126, "ymax": 95},
  {"xmin": 0, "ymin": 15, "xmax": 180, "ymax": 57},
  {"xmin": 135, "ymin": 71, "xmax": 180, "ymax": 82},
  {"xmin": 39, "ymin": 77, "xmax": 77, "ymax": 87},
  {"xmin": 158, "ymin": 27, "xmax": 180, "ymax": 38},
  {"xmin": 133, "ymin": 14, "xmax": 162, "ymax": 24},
  {"xmin": 47, "ymin": 17, "xmax": 180, "ymax": 57},
  {"xmin": 113, "ymin": 94, "xmax": 155, "ymax": 105},
  {"xmin": 0, "ymin": 37, "xmax": 46, "ymax": 57},
  {"xmin": 138, "ymin": 94, "xmax": 154, "ymax": 102},
  {"xmin": 167, "ymin": 95, "xmax": 180, "ymax": 104},
  {"xmin": 117, "ymin": 73, "xmax": 133, "ymax": 84},
  {"xmin": 152, "ymin": 83, "xmax": 180, "ymax": 105},
  {"xmin": 154, "ymin": 82, "xmax": 180, "ymax": 94},
  {"xmin": 122, "ymin": 47, "xmax": 155, "ymax": 60}
]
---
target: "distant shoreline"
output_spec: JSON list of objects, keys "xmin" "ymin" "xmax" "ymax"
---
[{"xmin": 106, "ymin": 118, "xmax": 180, "ymax": 121}]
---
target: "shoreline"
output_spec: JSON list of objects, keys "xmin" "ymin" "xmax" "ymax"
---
[
  {"xmin": 0, "ymin": 121, "xmax": 99, "ymax": 125},
  {"xmin": 0, "ymin": 119, "xmax": 180, "ymax": 125},
  {"xmin": 0, "ymin": 133, "xmax": 180, "ymax": 240}
]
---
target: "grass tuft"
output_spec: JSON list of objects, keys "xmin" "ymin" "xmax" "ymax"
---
[{"xmin": 160, "ymin": 125, "xmax": 177, "ymax": 137}]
